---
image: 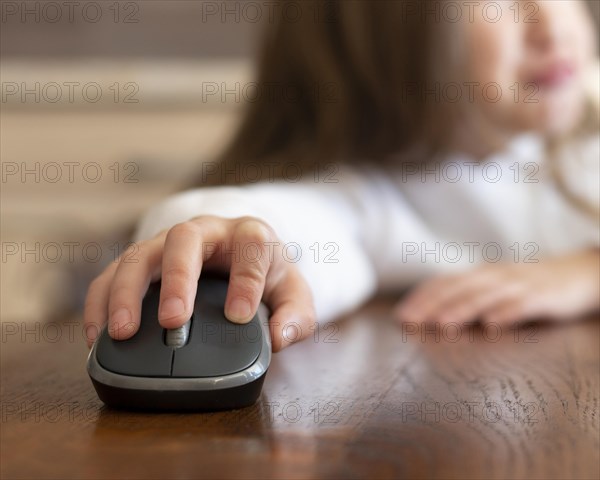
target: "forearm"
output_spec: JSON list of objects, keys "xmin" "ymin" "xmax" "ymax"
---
[
  {"xmin": 570, "ymin": 248, "xmax": 600, "ymax": 313},
  {"xmin": 134, "ymin": 183, "xmax": 377, "ymax": 322}
]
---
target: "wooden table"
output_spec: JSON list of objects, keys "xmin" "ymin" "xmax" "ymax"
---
[{"xmin": 2, "ymin": 301, "xmax": 599, "ymax": 479}]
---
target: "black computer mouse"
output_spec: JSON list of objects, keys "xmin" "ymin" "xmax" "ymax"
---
[{"xmin": 87, "ymin": 274, "xmax": 271, "ymax": 411}]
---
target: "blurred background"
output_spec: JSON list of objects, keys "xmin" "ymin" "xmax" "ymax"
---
[
  {"xmin": 1, "ymin": 0, "xmax": 267, "ymax": 322},
  {"xmin": 1, "ymin": 1, "xmax": 600, "ymax": 324}
]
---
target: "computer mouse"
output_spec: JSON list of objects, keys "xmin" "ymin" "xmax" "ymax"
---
[{"xmin": 87, "ymin": 274, "xmax": 271, "ymax": 411}]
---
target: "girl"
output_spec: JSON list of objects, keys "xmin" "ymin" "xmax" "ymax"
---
[{"xmin": 85, "ymin": 0, "xmax": 600, "ymax": 352}]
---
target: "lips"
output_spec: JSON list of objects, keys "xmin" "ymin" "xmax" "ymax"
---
[{"xmin": 531, "ymin": 61, "xmax": 577, "ymax": 89}]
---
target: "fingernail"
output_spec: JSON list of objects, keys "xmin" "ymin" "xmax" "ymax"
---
[
  {"xmin": 227, "ymin": 298, "xmax": 252, "ymax": 323},
  {"xmin": 159, "ymin": 297, "xmax": 185, "ymax": 320},
  {"xmin": 110, "ymin": 308, "xmax": 132, "ymax": 337}
]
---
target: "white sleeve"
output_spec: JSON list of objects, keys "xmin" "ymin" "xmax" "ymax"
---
[
  {"xmin": 133, "ymin": 168, "xmax": 382, "ymax": 322},
  {"xmin": 568, "ymin": 134, "xmax": 600, "ymax": 211},
  {"xmin": 566, "ymin": 134, "xmax": 600, "ymax": 248}
]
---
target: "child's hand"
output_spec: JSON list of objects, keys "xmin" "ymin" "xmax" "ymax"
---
[
  {"xmin": 394, "ymin": 250, "xmax": 600, "ymax": 327},
  {"xmin": 84, "ymin": 216, "xmax": 315, "ymax": 351}
]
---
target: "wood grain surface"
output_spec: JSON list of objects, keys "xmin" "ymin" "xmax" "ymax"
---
[{"xmin": 1, "ymin": 300, "xmax": 599, "ymax": 480}]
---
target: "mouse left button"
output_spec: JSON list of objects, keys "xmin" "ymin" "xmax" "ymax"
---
[{"xmin": 95, "ymin": 283, "xmax": 173, "ymax": 377}]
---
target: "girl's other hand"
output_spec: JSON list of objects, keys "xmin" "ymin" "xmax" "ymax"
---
[
  {"xmin": 84, "ymin": 216, "xmax": 316, "ymax": 352},
  {"xmin": 395, "ymin": 250, "xmax": 600, "ymax": 327}
]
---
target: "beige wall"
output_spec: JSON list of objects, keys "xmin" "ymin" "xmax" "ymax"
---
[
  {"xmin": 1, "ymin": 59, "xmax": 250, "ymax": 321},
  {"xmin": 1, "ymin": 0, "xmax": 261, "ymax": 58}
]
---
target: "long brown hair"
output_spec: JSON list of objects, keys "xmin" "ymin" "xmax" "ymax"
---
[
  {"xmin": 203, "ymin": 0, "xmax": 459, "ymax": 184},
  {"xmin": 198, "ymin": 0, "xmax": 598, "ymax": 222}
]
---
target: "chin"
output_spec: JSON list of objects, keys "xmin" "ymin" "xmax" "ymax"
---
[
  {"xmin": 541, "ymin": 100, "xmax": 586, "ymax": 137},
  {"xmin": 519, "ymin": 89, "xmax": 587, "ymax": 137}
]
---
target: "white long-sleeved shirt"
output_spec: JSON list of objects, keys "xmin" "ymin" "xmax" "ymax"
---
[{"xmin": 135, "ymin": 134, "xmax": 600, "ymax": 322}]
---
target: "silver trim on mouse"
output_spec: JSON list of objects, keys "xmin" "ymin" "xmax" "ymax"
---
[{"xmin": 87, "ymin": 304, "xmax": 271, "ymax": 397}]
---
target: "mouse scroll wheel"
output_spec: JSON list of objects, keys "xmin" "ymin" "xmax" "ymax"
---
[{"xmin": 164, "ymin": 320, "xmax": 191, "ymax": 349}]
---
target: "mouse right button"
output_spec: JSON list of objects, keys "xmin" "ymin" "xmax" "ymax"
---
[{"xmin": 171, "ymin": 307, "xmax": 262, "ymax": 378}]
